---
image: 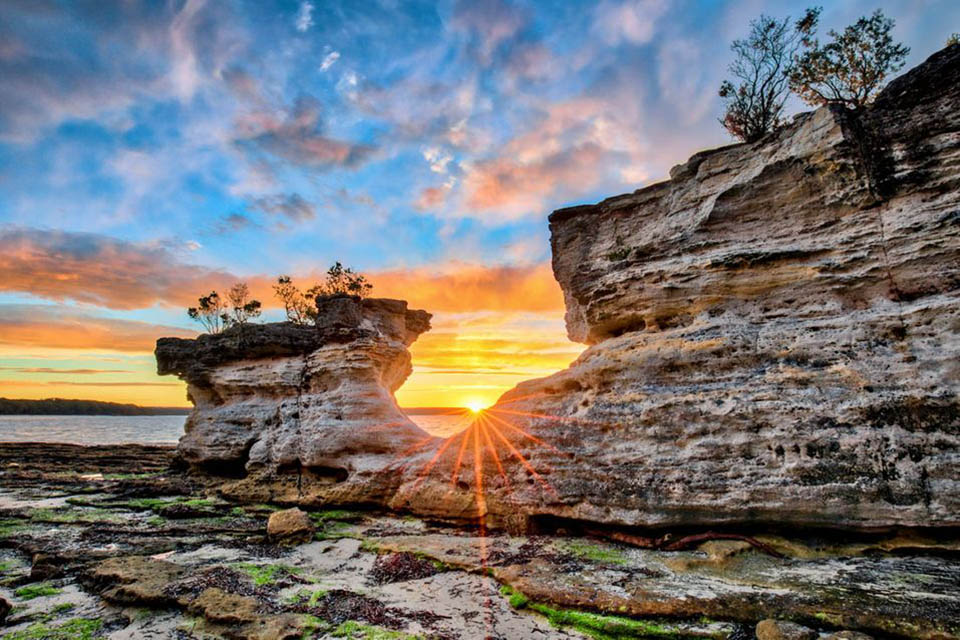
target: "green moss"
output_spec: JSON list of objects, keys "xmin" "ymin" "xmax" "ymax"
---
[
  {"xmin": 51, "ymin": 603, "xmax": 76, "ymax": 615},
  {"xmin": 233, "ymin": 562, "xmax": 302, "ymax": 587},
  {"xmin": 530, "ymin": 604, "xmax": 683, "ymax": 640},
  {"xmin": 181, "ymin": 498, "xmax": 215, "ymax": 508},
  {"xmin": 120, "ymin": 496, "xmax": 213, "ymax": 512},
  {"xmin": 500, "ymin": 584, "xmax": 683, "ymax": 640},
  {"xmin": 0, "ymin": 519, "xmax": 28, "ymax": 539},
  {"xmin": 28, "ymin": 507, "xmax": 121, "ymax": 524},
  {"xmin": 125, "ymin": 497, "xmax": 173, "ymax": 510},
  {"xmin": 331, "ymin": 620, "xmax": 422, "ymax": 639},
  {"xmin": 499, "ymin": 584, "xmax": 530, "ymax": 609},
  {"xmin": 255, "ymin": 503, "xmax": 284, "ymax": 512},
  {"xmin": 14, "ymin": 583, "xmax": 62, "ymax": 600},
  {"xmin": 563, "ymin": 540, "xmax": 628, "ymax": 566},
  {"xmin": 315, "ymin": 519, "xmax": 363, "ymax": 541},
  {"xmin": 358, "ymin": 539, "xmax": 381, "ymax": 553},
  {"xmin": 103, "ymin": 471, "xmax": 160, "ymax": 480},
  {"xmin": 309, "ymin": 509, "xmax": 362, "ymax": 523},
  {"xmin": 813, "ymin": 612, "xmax": 844, "ymax": 626},
  {"xmin": 300, "ymin": 614, "xmax": 331, "ymax": 639},
  {"xmin": 0, "ymin": 559, "xmax": 23, "ymax": 573},
  {"xmin": 287, "ymin": 588, "xmax": 327, "ymax": 607},
  {"xmin": 3, "ymin": 618, "xmax": 102, "ymax": 640}
]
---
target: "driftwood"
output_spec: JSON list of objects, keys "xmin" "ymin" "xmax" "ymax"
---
[{"xmin": 584, "ymin": 528, "xmax": 785, "ymax": 559}]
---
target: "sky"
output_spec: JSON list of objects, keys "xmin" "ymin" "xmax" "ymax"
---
[{"xmin": 0, "ymin": 0, "xmax": 957, "ymax": 409}]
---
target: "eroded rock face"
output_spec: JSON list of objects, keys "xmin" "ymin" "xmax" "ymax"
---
[
  {"xmin": 398, "ymin": 46, "xmax": 960, "ymax": 531},
  {"xmin": 156, "ymin": 295, "xmax": 432, "ymax": 503}
]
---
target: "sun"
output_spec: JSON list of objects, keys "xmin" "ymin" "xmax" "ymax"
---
[{"xmin": 464, "ymin": 399, "xmax": 487, "ymax": 414}]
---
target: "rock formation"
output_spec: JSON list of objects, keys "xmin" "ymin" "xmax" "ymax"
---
[
  {"xmin": 398, "ymin": 45, "xmax": 960, "ymax": 531},
  {"xmin": 158, "ymin": 47, "xmax": 959, "ymax": 535},
  {"xmin": 156, "ymin": 295, "xmax": 433, "ymax": 505}
]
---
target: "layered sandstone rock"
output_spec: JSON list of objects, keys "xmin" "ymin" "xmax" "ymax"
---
[
  {"xmin": 156, "ymin": 295, "xmax": 432, "ymax": 504},
  {"xmin": 399, "ymin": 46, "xmax": 960, "ymax": 531}
]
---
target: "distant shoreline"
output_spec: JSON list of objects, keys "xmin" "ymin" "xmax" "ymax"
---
[{"xmin": 0, "ymin": 398, "xmax": 190, "ymax": 416}]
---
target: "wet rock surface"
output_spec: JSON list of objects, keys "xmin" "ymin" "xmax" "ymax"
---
[{"xmin": 1, "ymin": 445, "xmax": 958, "ymax": 639}]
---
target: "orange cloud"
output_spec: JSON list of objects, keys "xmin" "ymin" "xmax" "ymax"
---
[
  {"xmin": 0, "ymin": 228, "xmax": 563, "ymax": 315},
  {"xmin": 413, "ymin": 186, "xmax": 449, "ymax": 211},
  {"xmin": 0, "ymin": 305, "xmax": 196, "ymax": 352},
  {"xmin": 0, "ymin": 228, "xmax": 237, "ymax": 310},
  {"xmin": 368, "ymin": 262, "xmax": 563, "ymax": 313}
]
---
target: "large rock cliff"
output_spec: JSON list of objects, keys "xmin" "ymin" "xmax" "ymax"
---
[
  {"xmin": 398, "ymin": 46, "xmax": 960, "ymax": 531},
  {"xmin": 157, "ymin": 47, "xmax": 960, "ymax": 535},
  {"xmin": 156, "ymin": 295, "xmax": 433, "ymax": 504}
]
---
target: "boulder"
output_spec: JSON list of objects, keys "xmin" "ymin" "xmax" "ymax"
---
[
  {"xmin": 187, "ymin": 587, "xmax": 260, "ymax": 625},
  {"xmin": 756, "ymin": 620, "xmax": 818, "ymax": 640},
  {"xmin": 92, "ymin": 555, "xmax": 186, "ymax": 606},
  {"xmin": 267, "ymin": 508, "xmax": 315, "ymax": 544}
]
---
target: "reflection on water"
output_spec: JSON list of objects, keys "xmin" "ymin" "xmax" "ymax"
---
[
  {"xmin": 0, "ymin": 415, "xmax": 185, "ymax": 445},
  {"xmin": 405, "ymin": 411, "xmax": 473, "ymax": 438}
]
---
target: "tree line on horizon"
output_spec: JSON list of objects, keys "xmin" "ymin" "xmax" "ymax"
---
[
  {"xmin": 187, "ymin": 262, "xmax": 373, "ymax": 334},
  {"xmin": 0, "ymin": 398, "xmax": 189, "ymax": 415},
  {"xmin": 718, "ymin": 6, "xmax": 931, "ymax": 143}
]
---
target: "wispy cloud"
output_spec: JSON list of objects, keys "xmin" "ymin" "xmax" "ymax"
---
[
  {"xmin": 250, "ymin": 193, "xmax": 316, "ymax": 223},
  {"xmin": 320, "ymin": 50, "xmax": 340, "ymax": 71},
  {"xmin": 592, "ymin": 0, "xmax": 669, "ymax": 45},
  {"xmin": 234, "ymin": 95, "xmax": 373, "ymax": 168},
  {"xmin": 295, "ymin": 1, "xmax": 314, "ymax": 32}
]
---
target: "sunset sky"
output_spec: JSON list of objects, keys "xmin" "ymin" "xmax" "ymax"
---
[{"xmin": 1, "ymin": 0, "xmax": 956, "ymax": 408}]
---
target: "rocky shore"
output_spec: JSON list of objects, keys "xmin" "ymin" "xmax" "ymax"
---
[{"xmin": 2, "ymin": 444, "xmax": 958, "ymax": 639}]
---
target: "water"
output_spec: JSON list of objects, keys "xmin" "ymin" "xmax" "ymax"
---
[
  {"xmin": 0, "ymin": 412, "xmax": 470, "ymax": 445},
  {"xmin": 407, "ymin": 412, "xmax": 474, "ymax": 438},
  {"xmin": 0, "ymin": 415, "xmax": 186, "ymax": 445}
]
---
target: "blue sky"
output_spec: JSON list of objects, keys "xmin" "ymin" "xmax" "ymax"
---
[{"xmin": 1, "ymin": 0, "xmax": 957, "ymax": 407}]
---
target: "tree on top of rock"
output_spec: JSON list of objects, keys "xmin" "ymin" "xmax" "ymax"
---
[
  {"xmin": 225, "ymin": 282, "xmax": 262, "ymax": 326},
  {"xmin": 187, "ymin": 291, "xmax": 228, "ymax": 334},
  {"xmin": 719, "ymin": 8, "xmax": 819, "ymax": 143},
  {"xmin": 274, "ymin": 275, "xmax": 314, "ymax": 324},
  {"xmin": 789, "ymin": 9, "xmax": 910, "ymax": 110},
  {"xmin": 317, "ymin": 262, "xmax": 373, "ymax": 298},
  {"xmin": 272, "ymin": 264, "xmax": 373, "ymax": 325},
  {"xmin": 188, "ymin": 283, "xmax": 261, "ymax": 333}
]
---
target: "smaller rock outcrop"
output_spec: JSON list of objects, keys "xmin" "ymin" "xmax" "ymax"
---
[{"xmin": 156, "ymin": 295, "xmax": 433, "ymax": 506}]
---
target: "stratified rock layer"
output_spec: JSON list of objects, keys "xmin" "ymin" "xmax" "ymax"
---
[
  {"xmin": 399, "ymin": 46, "xmax": 960, "ymax": 531},
  {"xmin": 156, "ymin": 296, "xmax": 433, "ymax": 504}
]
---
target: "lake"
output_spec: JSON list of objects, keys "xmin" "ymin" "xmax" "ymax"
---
[{"xmin": 0, "ymin": 412, "xmax": 469, "ymax": 445}]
